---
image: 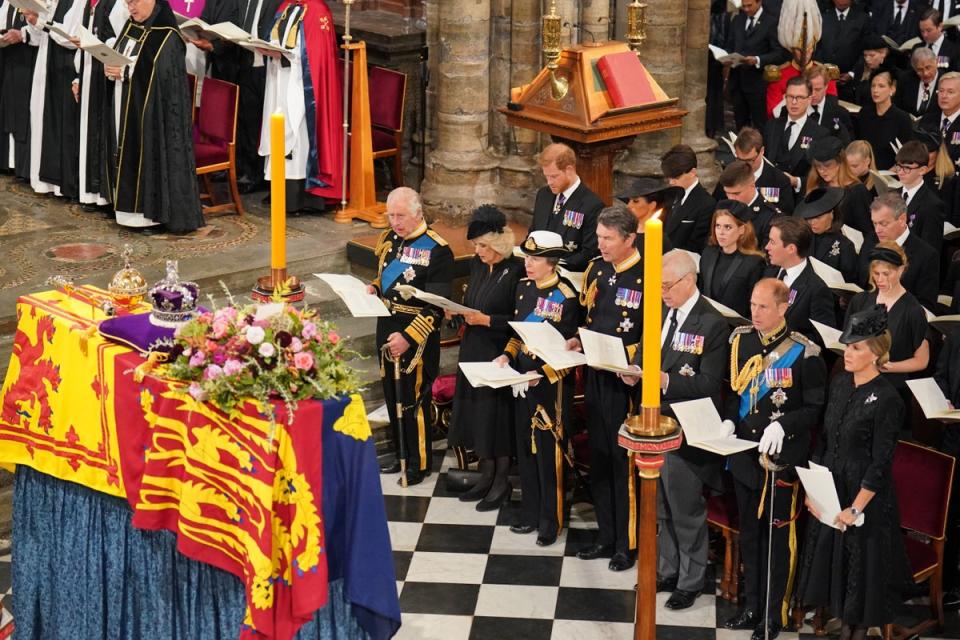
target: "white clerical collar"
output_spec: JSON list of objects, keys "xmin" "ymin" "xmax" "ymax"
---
[
  {"xmin": 561, "ymin": 178, "xmax": 581, "ymax": 202},
  {"xmin": 681, "ymin": 179, "xmax": 699, "ymax": 205},
  {"xmin": 782, "ymin": 259, "xmax": 807, "ymax": 286},
  {"xmin": 896, "ymin": 228, "xmax": 910, "ymax": 246}
]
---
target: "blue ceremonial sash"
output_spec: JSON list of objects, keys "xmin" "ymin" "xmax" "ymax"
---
[
  {"xmin": 524, "ymin": 288, "xmax": 565, "ymax": 322},
  {"xmin": 380, "ymin": 234, "xmax": 437, "ymax": 292},
  {"xmin": 738, "ymin": 341, "xmax": 804, "ymax": 420}
]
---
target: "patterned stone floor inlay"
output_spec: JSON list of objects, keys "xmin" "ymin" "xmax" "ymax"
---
[{"xmin": 45, "ymin": 243, "xmax": 116, "ymax": 263}]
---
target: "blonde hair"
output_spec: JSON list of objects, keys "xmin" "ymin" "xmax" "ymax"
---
[
  {"xmin": 865, "ymin": 330, "xmax": 892, "ymax": 367},
  {"xmin": 846, "ymin": 140, "xmax": 877, "ymax": 190},
  {"xmin": 472, "ymin": 227, "xmax": 516, "ymax": 259},
  {"xmin": 867, "ymin": 241, "xmax": 908, "ymax": 290},
  {"xmin": 805, "ymin": 155, "xmax": 861, "ymax": 192}
]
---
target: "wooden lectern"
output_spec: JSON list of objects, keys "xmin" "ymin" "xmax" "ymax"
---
[{"xmin": 498, "ymin": 42, "xmax": 686, "ymax": 205}]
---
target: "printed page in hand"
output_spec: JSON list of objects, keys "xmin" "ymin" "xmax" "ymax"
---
[
  {"xmin": 577, "ymin": 327, "xmax": 640, "ymax": 375},
  {"xmin": 314, "ymin": 273, "xmax": 391, "ymax": 317},
  {"xmin": 509, "ymin": 321, "xmax": 587, "ymax": 371},
  {"xmin": 393, "ymin": 284, "xmax": 476, "ymax": 315},
  {"xmin": 906, "ymin": 378, "xmax": 960, "ymax": 422},
  {"xmin": 670, "ymin": 397, "xmax": 759, "ymax": 455},
  {"xmin": 458, "ymin": 362, "xmax": 542, "ymax": 389}
]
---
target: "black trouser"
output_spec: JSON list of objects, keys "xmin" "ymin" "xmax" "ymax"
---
[
  {"xmin": 515, "ymin": 378, "xmax": 569, "ymax": 539},
  {"xmin": 706, "ymin": 57, "xmax": 726, "ymax": 136},
  {"xmin": 734, "ymin": 472, "xmax": 801, "ymax": 626},
  {"xmin": 585, "ymin": 369, "xmax": 635, "ymax": 554},
  {"xmin": 732, "ymin": 85, "xmax": 768, "ymax": 131},
  {"xmin": 235, "ymin": 56, "xmax": 266, "ymax": 184},
  {"xmin": 378, "ymin": 327, "xmax": 439, "ymax": 474}
]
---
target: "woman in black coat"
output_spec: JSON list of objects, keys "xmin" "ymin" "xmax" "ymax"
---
[
  {"xmin": 698, "ymin": 200, "xmax": 766, "ymax": 319},
  {"xmin": 796, "ymin": 186, "xmax": 859, "ymax": 283},
  {"xmin": 448, "ymin": 206, "xmax": 524, "ymax": 509},
  {"xmin": 855, "ymin": 70, "xmax": 914, "ymax": 170},
  {"xmin": 795, "ymin": 305, "xmax": 908, "ymax": 640}
]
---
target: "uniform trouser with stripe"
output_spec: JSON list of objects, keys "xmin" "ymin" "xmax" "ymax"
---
[
  {"xmin": 657, "ymin": 452, "xmax": 709, "ymax": 592},
  {"xmin": 734, "ymin": 472, "xmax": 800, "ymax": 626},
  {"xmin": 379, "ymin": 331, "xmax": 439, "ymax": 473},
  {"xmin": 515, "ymin": 380, "xmax": 568, "ymax": 538},
  {"xmin": 585, "ymin": 369, "xmax": 635, "ymax": 554}
]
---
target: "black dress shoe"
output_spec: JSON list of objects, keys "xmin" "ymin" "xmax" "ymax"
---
[
  {"xmin": 536, "ymin": 533, "xmax": 557, "ymax": 547},
  {"xmin": 139, "ymin": 226, "xmax": 163, "ymax": 236},
  {"xmin": 665, "ymin": 588, "xmax": 699, "ymax": 610},
  {"xmin": 751, "ymin": 619, "xmax": 781, "ymax": 640},
  {"xmin": 724, "ymin": 610, "xmax": 759, "ymax": 630},
  {"xmin": 476, "ymin": 484, "xmax": 511, "ymax": 512},
  {"xmin": 397, "ymin": 469, "xmax": 430, "ymax": 487},
  {"xmin": 656, "ymin": 577, "xmax": 678, "ymax": 593},
  {"xmin": 576, "ymin": 543, "xmax": 614, "ymax": 560},
  {"xmin": 608, "ymin": 552, "xmax": 635, "ymax": 572},
  {"xmin": 509, "ymin": 524, "xmax": 536, "ymax": 535},
  {"xmin": 379, "ymin": 461, "xmax": 400, "ymax": 474},
  {"xmin": 81, "ymin": 203, "xmax": 99, "ymax": 212}
]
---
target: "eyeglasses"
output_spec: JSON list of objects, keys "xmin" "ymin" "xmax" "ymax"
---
[
  {"xmin": 661, "ymin": 274, "xmax": 689, "ymax": 292},
  {"xmin": 784, "ymin": 94, "xmax": 811, "ymax": 102},
  {"xmin": 893, "ymin": 163, "xmax": 922, "ymax": 173}
]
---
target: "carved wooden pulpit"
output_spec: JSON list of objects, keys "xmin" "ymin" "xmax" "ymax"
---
[{"xmin": 498, "ymin": 41, "xmax": 686, "ymax": 204}]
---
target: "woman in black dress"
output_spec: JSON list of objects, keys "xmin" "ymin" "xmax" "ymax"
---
[
  {"xmin": 845, "ymin": 243, "xmax": 930, "ymax": 428},
  {"xmin": 796, "ymin": 186, "xmax": 859, "ymax": 283},
  {"xmin": 853, "ymin": 35, "xmax": 892, "ymax": 107},
  {"xmin": 794, "ymin": 305, "xmax": 908, "ymax": 640},
  {"xmin": 698, "ymin": 200, "xmax": 766, "ymax": 319},
  {"xmin": 805, "ymin": 137, "xmax": 874, "ymax": 241},
  {"xmin": 856, "ymin": 70, "xmax": 914, "ymax": 171},
  {"xmin": 496, "ymin": 230, "xmax": 582, "ymax": 546},
  {"xmin": 448, "ymin": 205, "xmax": 524, "ymax": 510}
]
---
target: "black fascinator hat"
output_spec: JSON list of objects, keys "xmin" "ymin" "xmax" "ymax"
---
[
  {"xmin": 839, "ymin": 304, "xmax": 889, "ymax": 344},
  {"xmin": 467, "ymin": 204, "xmax": 507, "ymax": 240}
]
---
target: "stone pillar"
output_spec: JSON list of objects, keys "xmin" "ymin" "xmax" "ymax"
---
[
  {"xmin": 498, "ymin": 0, "xmax": 542, "ymax": 216},
  {"xmin": 490, "ymin": 0, "xmax": 513, "ymax": 156},
  {"xmin": 420, "ymin": 0, "xmax": 500, "ymax": 221},
  {"xmin": 615, "ymin": 0, "xmax": 688, "ymax": 185},
  {"xmin": 556, "ymin": 0, "xmax": 578, "ymax": 44},
  {"xmin": 580, "ymin": 0, "xmax": 610, "ymax": 45},
  {"xmin": 681, "ymin": 0, "xmax": 720, "ymax": 186}
]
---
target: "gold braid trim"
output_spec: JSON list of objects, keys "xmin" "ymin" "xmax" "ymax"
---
[
  {"xmin": 530, "ymin": 377, "xmax": 565, "ymax": 457},
  {"xmin": 730, "ymin": 332, "xmax": 764, "ymax": 416}
]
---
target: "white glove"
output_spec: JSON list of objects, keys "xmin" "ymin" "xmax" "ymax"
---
[
  {"xmin": 721, "ymin": 419, "xmax": 736, "ymax": 438},
  {"xmin": 511, "ymin": 381, "xmax": 529, "ymax": 398},
  {"xmin": 757, "ymin": 421, "xmax": 785, "ymax": 455}
]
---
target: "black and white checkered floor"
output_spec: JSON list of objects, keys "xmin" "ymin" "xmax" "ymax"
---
[{"xmin": 383, "ymin": 446, "xmax": 960, "ymax": 640}]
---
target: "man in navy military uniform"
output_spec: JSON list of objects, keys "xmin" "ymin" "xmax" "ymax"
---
[
  {"xmin": 722, "ymin": 278, "xmax": 827, "ymax": 640},
  {"xmin": 370, "ymin": 187, "xmax": 454, "ymax": 486},
  {"xmin": 528, "ymin": 143, "xmax": 604, "ymax": 272},
  {"xmin": 567, "ymin": 202, "xmax": 645, "ymax": 572},
  {"xmin": 718, "ymin": 159, "xmax": 783, "ymax": 247}
]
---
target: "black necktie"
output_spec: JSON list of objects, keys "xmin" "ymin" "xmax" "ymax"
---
[
  {"xmin": 746, "ymin": 16, "xmax": 755, "ymax": 31},
  {"xmin": 243, "ymin": 0, "xmax": 261, "ymax": 33},
  {"xmin": 811, "ymin": 104, "xmax": 820, "ymax": 122},
  {"xmin": 776, "ymin": 268, "xmax": 786, "ymax": 280},
  {"xmin": 662, "ymin": 309, "xmax": 679, "ymax": 357},
  {"xmin": 902, "ymin": 188, "xmax": 909, "ymax": 204},
  {"xmin": 894, "ymin": 5, "xmax": 904, "ymax": 27},
  {"xmin": 779, "ymin": 121, "xmax": 795, "ymax": 156},
  {"xmin": 838, "ymin": 11, "xmax": 846, "ymax": 21}
]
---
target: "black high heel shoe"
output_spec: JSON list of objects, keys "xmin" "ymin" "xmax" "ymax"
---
[{"xmin": 476, "ymin": 483, "xmax": 511, "ymax": 512}]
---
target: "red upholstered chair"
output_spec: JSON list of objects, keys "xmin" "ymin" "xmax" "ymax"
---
[
  {"xmin": 707, "ymin": 478, "xmax": 741, "ymax": 603},
  {"xmin": 887, "ymin": 440, "xmax": 955, "ymax": 640},
  {"xmin": 367, "ymin": 65, "xmax": 407, "ymax": 189},
  {"xmin": 194, "ymin": 77, "xmax": 244, "ymax": 217}
]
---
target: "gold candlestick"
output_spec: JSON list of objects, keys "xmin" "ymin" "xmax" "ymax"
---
[
  {"xmin": 626, "ymin": 0, "xmax": 648, "ymax": 58},
  {"xmin": 542, "ymin": 0, "xmax": 569, "ymax": 100}
]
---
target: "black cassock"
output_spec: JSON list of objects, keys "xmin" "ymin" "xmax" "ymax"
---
[
  {"xmin": 78, "ymin": 0, "xmax": 121, "ymax": 204},
  {"xmin": 795, "ymin": 373, "xmax": 908, "ymax": 627},
  {"xmin": 113, "ymin": 2, "xmax": 203, "ymax": 232},
  {"xmin": 38, "ymin": 0, "xmax": 80, "ymax": 198},
  {"xmin": 0, "ymin": 4, "xmax": 37, "ymax": 180},
  {"xmin": 448, "ymin": 256, "xmax": 524, "ymax": 458}
]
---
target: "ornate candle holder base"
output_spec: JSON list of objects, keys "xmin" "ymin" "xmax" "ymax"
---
[
  {"xmin": 618, "ymin": 409, "xmax": 682, "ymax": 478},
  {"xmin": 252, "ymin": 269, "xmax": 305, "ymax": 303}
]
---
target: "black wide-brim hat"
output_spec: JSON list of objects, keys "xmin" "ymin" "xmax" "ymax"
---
[
  {"xmin": 467, "ymin": 204, "xmax": 507, "ymax": 240},
  {"xmin": 795, "ymin": 187, "xmax": 845, "ymax": 219},
  {"xmin": 616, "ymin": 177, "xmax": 677, "ymax": 202},
  {"xmin": 839, "ymin": 303, "xmax": 889, "ymax": 344},
  {"xmin": 807, "ymin": 136, "xmax": 845, "ymax": 164},
  {"xmin": 714, "ymin": 199, "xmax": 753, "ymax": 224}
]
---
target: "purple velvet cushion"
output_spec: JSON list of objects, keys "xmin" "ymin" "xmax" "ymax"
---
[{"xmin": 99, "ymin": 313, "xmax": 177, "ymax": 356}]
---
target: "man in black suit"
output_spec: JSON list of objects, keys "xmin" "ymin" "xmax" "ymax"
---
[
  {"xmin": 528, "ymin": 143, "xmax": 604, "ymax": 272},
  {"xmin": 763, "ymin": 77, "xmax": 829, "ymax": 189},
  {"xmin": 764, "ymin": 216, "xmax": 839, "ymax": 342},
  {"xmin": 623, "ymin": 250, "xmax": 729, "ymax": 611},
  {"xmin": 231, "ymin": 0, "xmax": 284, "ymax": 192},
  {"xmin": 895, "ymin": 140, "xmax": 947, "ymax": 253},
  {"xmin": 920, "ymin": 71, "xmax": 960, "ymax": 164},
  {"xmin": 725, "ymin": 0, "xmax": 789, "ymax": 129},
  {"xmin": 187, "ymin": 0, "xmax": 242, "ymax": 83},
  {"xmin": 806, "ymin": 63, "xmax": 856, "ymax": 142},
  {"xmin": 872, "ymin": 0, "xmax": 928, "ymax": 48},
  {"xmin": 713, "ymin": 126, "xmax": 797, "ymax": 213},
  {"xmin": 817, "ymin": 0, "xmax": 874, "ymax": 102},
  {"xmin": 897, "ymin": 46, "xmax": 943, "ymax": 116},
  {"xmin": 719, "ymin": 159, "xmax": 784, "ymax": 247},
  {"xmin": 661, "ymin": 144, "xmax": 716, "ymax": 253},
  {"xmin": 858, "ymin": 190, "xmax": 941, "ymax": 307},
  {"xmin": 918, "ymin": 8, "xmax": 960, "ymax": 70}
]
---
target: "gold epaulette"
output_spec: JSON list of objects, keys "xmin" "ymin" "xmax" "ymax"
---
[
  {"xmin": 729, "ymin": 325, "xmax": 753, "ymax": 345},
  {"xmin": 789, "ymin": 331, "xmax": 821, "ymax": 358},
  {"xmin": 580, "ymin": 258, "xmax": 600, "ymax": 308},
  {"xmin": 426, "ymin": 229, "xmax": 449, "ymax": 246},
  {"xmin": 374, "ymin": 230, "xmax": 392, "ymax": 258}
]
